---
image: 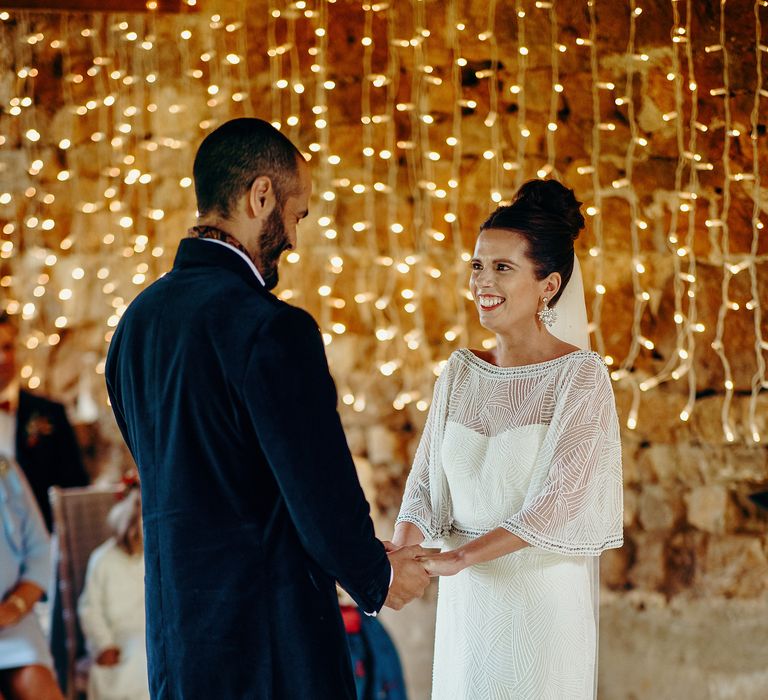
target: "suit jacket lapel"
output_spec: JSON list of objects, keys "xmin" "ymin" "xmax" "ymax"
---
[{"xmin": 15, "ymin": 390, "xmax": 30, "ymax": 459}]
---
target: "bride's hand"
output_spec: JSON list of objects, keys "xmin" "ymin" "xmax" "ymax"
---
[{"xmin": 416, "ymin": 549, "xmax": 465, "ymax": 577}]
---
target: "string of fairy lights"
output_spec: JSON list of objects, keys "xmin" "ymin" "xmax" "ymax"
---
[
  {"xmin": 585, "ymin": 0, "xmax": 607, "ymax": 360},
  {"xmin": 616, "ymin": 0, "xmax": 698, "ymax": 430},
  {"xmin": 0, "ymin": 0, "xmax": 765, "ymax": 441},
  {"xmin": 542, "ymin": 0, "xmax": 560, "ymax": 181},
  {"xmin": 679, "ymin": 0, "xmax": 701, "ymax": 428},
  {"xmin": 748, "ymin": 0, "xmax": 766, "ymax": 443},
  {"xmin": 712, "ymin": 0, "xmax": 736, "ymax": 442},
  {"xmin": 642, "ymin": 0, "xmax": 699, "ymax": 418},
  {"xmin": 446, "ymin": 1, "xmax": 470, "ymax": 357},
  {"xmin": 612, "ymin": 0, "xmax": 644, "ymax": 431},
  {"xmin": 513, "ymin": 0, "xmax": 528, "ymax": 191}
]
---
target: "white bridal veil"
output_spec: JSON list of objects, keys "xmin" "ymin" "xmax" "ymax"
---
[
  {"xmin": 549, "ymin": 254, "xmax": 590, "ymax": 352},
  {"xmin": 550, "ymin": 252, "xmax": 600, "ymax": 697}
]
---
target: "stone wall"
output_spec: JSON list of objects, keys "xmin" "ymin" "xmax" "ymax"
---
[{"xmin": 1, "ymin": 1, "xmax": 767, "ymax": 697}]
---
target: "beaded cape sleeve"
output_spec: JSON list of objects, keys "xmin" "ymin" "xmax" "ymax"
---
[
  {"xmin": 394, "ymin": 366, "xmax": 454, "ymax": 543},
  {"xmin": 498, "ymin": 353, "xmax": 623, "ymax": 555},
  {"xmin": 396, "ymin": 351, "xmax": 623, "ymax": 556}
]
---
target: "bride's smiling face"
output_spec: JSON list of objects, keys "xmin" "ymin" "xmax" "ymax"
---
[{"xmin": 469, "ymin": 228, "xmax": 559, "ymax": 334}]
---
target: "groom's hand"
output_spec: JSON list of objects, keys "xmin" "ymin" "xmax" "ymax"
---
[{"xmin": 383, "ymin": 545, "xmax": 436, "ymax": 610}]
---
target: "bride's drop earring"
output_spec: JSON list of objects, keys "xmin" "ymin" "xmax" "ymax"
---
[{"xmin": 537, "ymin": 298, "xmax": 557, "ymax": 328}]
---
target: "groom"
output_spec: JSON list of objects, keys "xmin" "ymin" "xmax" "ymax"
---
[{"xmin": 105, "ymin": 118, "xmax": 430, "ymax": 699}]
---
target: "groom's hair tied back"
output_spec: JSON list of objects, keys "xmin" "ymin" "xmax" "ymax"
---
[
  {"xmin": 193, "ymin": 118, "xmax": 304, "ymax": 219},
  {"xmin": 481, "ymin": 179, "xmax": 585, "ymax": 306}
]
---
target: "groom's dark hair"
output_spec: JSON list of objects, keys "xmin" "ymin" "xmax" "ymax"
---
[{"xmin": 193, "ymin": 118, "xmax": 304, "ymax": 219}]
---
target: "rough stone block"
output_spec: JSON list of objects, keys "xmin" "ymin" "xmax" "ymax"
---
[
  {"xmin": 685, "ymin": 485, "xmax": 741, "ymax": 535},
  {"xmin": 623, "ymin": 487, "xmax": 639, "ymax": 528},
  {"xmin": 637, "ymin": 443, "xmax": 702, "ymax": 485},
  {"xmin": 628, "ymin": 532, "xmax": 667, "ymax": 591},
  {"xmin": 665, "ymin": 531, "xmax": 704, "ymax": 595},
  {"xmin": 696, "ymin": 535, "xmax": 768, "ymax": 598},
  {"xmin": 599, "ymin": 595, "xmax": 768, "ymax": 700},
  {"xmin": 638, "ymin": 484, "xmax": 684, "ymax": 532},
  {"xmin": 620, "ymin": 443, "xmax": 640, "ymax": 485},
  {"xmin": 600, "ymin": 545, "xmax": 632, "ymax": 590}
]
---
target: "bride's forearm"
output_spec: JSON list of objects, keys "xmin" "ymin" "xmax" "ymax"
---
[
  {"xmin": 415, "ymin": 526, "xmax": 530, "ymax": 576},
  {"xmin": 392, "ymin": 521, "xmax": 425, "ymax": 548},
  {"xmin": 457, "ymin": 527, "xmax": 529, "ymax": 568}
]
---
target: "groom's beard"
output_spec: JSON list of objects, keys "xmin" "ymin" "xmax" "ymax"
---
[{"xmin": 259, "ymin": 206, "xmax": 290, "ymax": 291}]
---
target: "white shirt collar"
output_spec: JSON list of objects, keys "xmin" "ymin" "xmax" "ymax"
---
[
  {"xmin": 0, "ymin": 379, "xmax": 19, "ymax": 413},
  {"xmin": 200, "ymin": 238, "xmax": 266, "ymax": 287}
]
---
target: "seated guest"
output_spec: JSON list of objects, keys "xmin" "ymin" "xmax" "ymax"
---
[
  {"xmin": 0, "ymin": 312, "xmax": 89, "ymax": 532},
  {"xmin": 0, "ymin": 311, "xmax": 89, "ymax": 691},
  {"xmin": 0, "ymin": 455, "xmax": 64, "ymax": 700},
  {"xmin": 78, "ymin": 476, "xmax": 149, "ymax": 700}
]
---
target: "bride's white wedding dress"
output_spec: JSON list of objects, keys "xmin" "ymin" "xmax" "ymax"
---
[{"xmin": 397, "ymin": 348, "xmax": 623, "ymax": 699}]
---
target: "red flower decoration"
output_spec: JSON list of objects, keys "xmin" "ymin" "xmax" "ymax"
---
[
  {"xmin": 115, "ymin": 470, "xmax": 140, "ymax": 501},
  {"xmin": 25, "ymin": 412, "xmax": 54, "ymax": 448}
]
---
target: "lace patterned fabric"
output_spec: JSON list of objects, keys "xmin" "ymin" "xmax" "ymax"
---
[{"xmin": 397, "ymin": 348, "xmax": 623, "ymax": 699}]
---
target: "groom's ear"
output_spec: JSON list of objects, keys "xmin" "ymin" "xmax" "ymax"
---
[{"xmin": 247, "ymin": 176, "xmax": 277, "ymax": 219}]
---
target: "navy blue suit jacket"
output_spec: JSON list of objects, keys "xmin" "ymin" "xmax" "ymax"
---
[
  {"xmin": 105, "ymin": 238, "xmax": 391, "ymax": 699},
  {"xmin": 16, "ymin": 389, "xmax": 88, "ymax": 531}
]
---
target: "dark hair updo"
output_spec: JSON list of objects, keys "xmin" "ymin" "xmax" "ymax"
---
[{"xmin": 480, "ymin": 179, "xmax": 585, "ymax": 306}]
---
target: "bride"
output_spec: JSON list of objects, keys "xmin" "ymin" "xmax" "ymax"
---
[{"xmin": 393, "ymin": 179, "xmax": 623, "ymax": 699}]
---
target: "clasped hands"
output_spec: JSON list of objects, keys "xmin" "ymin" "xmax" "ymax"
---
[{"xmin": 382, "ymin": 541, "xmax": 466, "ymax": 611}]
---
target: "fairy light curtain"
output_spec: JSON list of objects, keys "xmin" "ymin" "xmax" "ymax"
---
[{"xmin": 0, "ymin": 0, "xmax": 765, "ymax": 441}]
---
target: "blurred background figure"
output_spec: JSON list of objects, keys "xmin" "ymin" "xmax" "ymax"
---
[
  {"xmin": 0, "ymin": 311, "xmax": 90, "ymax": 692},
  {"xmin": 343, "ymin": 459, "xmax": 409, "ymax": 699},
  {"xmin": 339, "ymin": 588, "xmax": 408, "ymax": 699},
  {"xmin": 78, "ymin": 475, "xmax": 148, "ymax": 700},
  {"xmin": 0, "ymin": 455, "xmax": 64, "ymax": 700},
  {"xmin": 0, "ymin": 312, "xmax": 89, "ymax": 532}
]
